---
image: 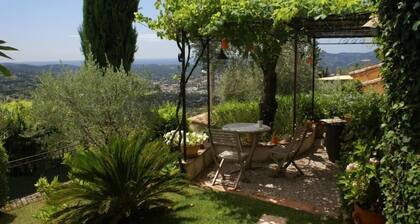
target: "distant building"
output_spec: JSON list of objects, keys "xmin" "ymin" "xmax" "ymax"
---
[
  {"xmin": 318, "ymin": 75, "xmax": 353, "ymax": 81},
  {"xmin": 349, "ymin": 63, "xmax": 384, "ymax": 94}
]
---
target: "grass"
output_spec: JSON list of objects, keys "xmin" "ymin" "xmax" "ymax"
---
[
  {"xmin": 147, "ymin": 186, "xmax": 339, "ymax": 224},
  {"xmin": 0, "ymin": 186, "xmax": 339, "ymax": 224},
  {"xmin": 0, "ymin": 201, "xmax": 44, "ymax": 224}
]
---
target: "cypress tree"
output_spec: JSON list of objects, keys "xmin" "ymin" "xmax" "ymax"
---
[{"xmin": 80, "ymin": 0, "xmax": 139, "ymax": 72}]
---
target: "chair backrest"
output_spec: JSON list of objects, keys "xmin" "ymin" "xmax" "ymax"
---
[
  {"xmin": 209, "ymin": 128, "xmax": 243, "ymax": 158},
  {"xmin": 289, "ymin": 123, "xmax": 316, "ymax": 160},
  {"xmin": 287, "ymin": 125, "xmax": 309, "ymax": 153}
]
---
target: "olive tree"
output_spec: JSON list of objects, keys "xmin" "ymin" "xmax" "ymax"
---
[{"xmin": 32, "ymin": 60, "xmax": 159, "ymax": 150}]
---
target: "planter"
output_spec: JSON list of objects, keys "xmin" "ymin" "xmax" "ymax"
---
[
  {"xmin": 321, "ymin": 118, "xmax": 347, "ymax": 162},
  {"xmin": 185, "ymin": 145, "xmax": 199, "ymax": 158},
  {"xmin": 313, "ymin": 121, "xmax": 325, "ymax": 139},
  {"xmin": 352, "ymin": 203, "xmax": 385, "ymax": 224},
  {"xmin": 271, "ymin": 135, "xmax": 280, "ymax": 145}
]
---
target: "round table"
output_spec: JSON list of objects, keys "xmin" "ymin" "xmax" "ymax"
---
[{"xmin": 222, "ymin": 123, "xmax": 271, "ymax": 168}]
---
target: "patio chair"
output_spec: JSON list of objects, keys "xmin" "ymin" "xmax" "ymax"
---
[
  {"xmin": 209, "ymin": 128, "xmax": 249, "ymax": 190},
  {"xmin": 269, "ymin": 123, "xmax": 316, "ymax": 176}
]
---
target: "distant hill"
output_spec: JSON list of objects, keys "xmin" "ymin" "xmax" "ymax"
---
[
  {"xmin": 319, "ymin": 51, "xmax": 380, "ymax": 73},
  {"xmin": 1, "ymin": 63, "xmax": 79, "ymax": 75},
  {"xmin": 0, "ymin": 52, "xmax": 379, "ymax": 99}
]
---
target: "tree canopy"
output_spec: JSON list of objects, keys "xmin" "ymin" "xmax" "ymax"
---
[
  {"xmin": 143, "ymin": 0, "xmax": 374, "ymax": 42},
  {"xmin": 80, "ymin": 0, "xmax": 139, "ymax": 72}
]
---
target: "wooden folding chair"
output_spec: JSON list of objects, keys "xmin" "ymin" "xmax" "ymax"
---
[
  {"xmin": 209, "ymin": 128, "xmax": 249, "ymax": 190},
  {"xmin": 270, "ymin": 123, "xmax": 316, "ymax": 176}
]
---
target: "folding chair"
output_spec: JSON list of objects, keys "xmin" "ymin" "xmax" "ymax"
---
[
  {"xmin": 209, "ymin": 128, "xmax": 249, "ymax": 190},
  {"xmin": 270, "ymin": 123, "xmax": 316, "ymax": 176}
]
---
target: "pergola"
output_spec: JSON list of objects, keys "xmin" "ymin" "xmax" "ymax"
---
[{"xmin": 177, "ymin": 12, "xmax": 378, "ymax": 161}]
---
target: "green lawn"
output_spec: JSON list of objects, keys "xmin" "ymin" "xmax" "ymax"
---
[
  {"xmin": 0, "ymin": 201, "xmax": 44, "ymax": 224},
  {"xmin": 0, "ymin": 186, "xmax": 339, "ymax": 224}
]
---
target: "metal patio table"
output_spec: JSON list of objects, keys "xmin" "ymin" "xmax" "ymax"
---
[{"xmin": 222, "ymin": 123, "xmax": 271, "ymax": 169}]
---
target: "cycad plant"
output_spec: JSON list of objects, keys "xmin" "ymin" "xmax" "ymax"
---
[
  {"xmin": 0, "ymin": 40, "xmax": 18, "ymax": 76},
  {"xmin": 47, "ymin": 135, "xmax": 184, "ymax": 224}
]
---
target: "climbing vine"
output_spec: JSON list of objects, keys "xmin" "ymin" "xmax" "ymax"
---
[{"xmin": 376, "ymin": 0, "xmax": 420, "ymax": 223}]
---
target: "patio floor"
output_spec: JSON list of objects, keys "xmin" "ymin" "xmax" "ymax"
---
[{"xmin": 196, "ymin": 147, "xmax": 342, "ymax": 219}]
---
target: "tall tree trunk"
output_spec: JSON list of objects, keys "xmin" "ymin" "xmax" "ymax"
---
[{"xmin": 259, "ymin": 60, "xmax": 278, "ymax": 126}]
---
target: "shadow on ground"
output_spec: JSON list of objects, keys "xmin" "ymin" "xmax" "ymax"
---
[{"xmin": 0, "ymin": 212, "xmax": 16, "ymax": 224}]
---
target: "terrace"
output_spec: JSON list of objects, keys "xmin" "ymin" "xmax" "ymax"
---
[{"xmin": 1, "ymin": 1, "xmax": 418, "ymax": 224}]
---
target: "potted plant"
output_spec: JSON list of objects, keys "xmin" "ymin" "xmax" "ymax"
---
[
  {"xmin": 338, "ymin": 147, "xmax": 385, "ymax": 224},
  {"xmin": 164, "ymin": 130, "xmax": 208, "ymax": 158}
]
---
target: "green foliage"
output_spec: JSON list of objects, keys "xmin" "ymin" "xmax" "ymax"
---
[
  {"xmin": 32, "ymin": 176, "xmax": 64, "ymax": 222},
  {"xmin": 376, "ymin": 0, "xmax": 420, "ymax": 222},
  {"xmin": 0, "ymin": 40, "xmax": 18, "ymax": 77},
  {"xmin": 42, "ymin": 135, "xmax": 184, "ymax": 224},
  {"xmin": 35, "ymin": 176, "xmax": 60, "ymax": 196},
  {"xmin": 277, "ymin": 39, "xmax": 317, "ymax": 95},
  {"xmin": 152, "ymin": 102, "xmax": 178, "ymax": 139},
  {"xmin": 31, "ymin": 60, "xmax": 158, "ymax": 150},
  {"xmin": 0, "ymin": 100, "xmax": 44, "ymax": 160},
  {"xmin": 0, "ymin": 143, "xmax": 8, "ymax": 206},
  {"xmin": 212, "ymin": 101, "xmax": 259, "ymax": 127},
  {"xmin": 338, "ymin": 143, "xmax": 381, "ymax": 209},
  {"xmin": 272, "ymin": 0, "xmax": 374, "ymax": 23},
  {"xmin": 80, "ymin": 0, "xmax": 139, "ymax": 71},
  {"xmin": 340, "ymin": 93, "xmax": 383, "ymax": 161},
  {"xmin": 217, "ymin": 60, "xmax": 262, "ymax": 102}
]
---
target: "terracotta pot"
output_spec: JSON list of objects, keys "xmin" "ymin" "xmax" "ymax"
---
[
  {"xmin": 185, "ymin": 145, "xmax": 199, "ymax": 158},
  {"xmin": 271, "ymin": 135, "xmax": 280, "ymax": 145},
  {"xmin": 352, "ymin": 203, "xmax": 385, "ymax": 224}
]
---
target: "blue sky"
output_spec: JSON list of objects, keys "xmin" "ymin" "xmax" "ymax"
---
[{"xmin": 0, "ymin": 0, "xmax": 376, "ymax": 63}]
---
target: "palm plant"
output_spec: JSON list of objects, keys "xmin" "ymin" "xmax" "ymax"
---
[
  {"xmin": 0, "ymin": 40, "xmax": 18, "ymax": 76},
  {"xmin": 48, "ymin": 135, "xmax": 184, "ymax": 224}
]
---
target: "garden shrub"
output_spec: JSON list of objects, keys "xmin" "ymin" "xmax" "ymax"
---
[
  {"xmin": 212, "ymin": 95, "xmax": 314, "ymax": 135},
  {"xmin": 0, "ymin": 143, "xmax": 7, "ymax": 206},
  {"xmin": 340, "ymin": 93, "xmax": 383, "ymax": 161},
  {"xmin": 321, "ymin": 91, "xmax": 385, "ymax": 214},
  {"xmin": 151, "ymin": 102, "xmax": 178, "ymax": 139},
  {"xmin": 32, "ymin": 60, "xmax": 159, "ymax": 149},
  {"xmin": 38, "ymin": 134, "xmax": 184, "ymax": 223},
  {"xmin": 0, "ymin": 100, "xmax": 44, "ymax": 161},
  {"xmin": 338, "ymin": 142, "xmax": 382, "ymax": 212},
  {"xmin": 376, "ymin": 0, "xmax": 420, "ymax": 222},
  {"xmin": 212, "ymin": 101, "xmax": 259, "ymax": 127}
]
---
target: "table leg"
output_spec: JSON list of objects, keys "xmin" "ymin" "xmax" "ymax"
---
[{"xmin": 246, "ymin": 134, "xmax": 257, "ymax": 169}]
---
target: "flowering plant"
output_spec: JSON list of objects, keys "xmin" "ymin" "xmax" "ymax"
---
[
  {"xmin": 164, "ymin": 130, "xmax": 208, "ymax": 147},
  {"xmin": 338, "ymin": 143, "xmax": 382, "ymax": 211}
]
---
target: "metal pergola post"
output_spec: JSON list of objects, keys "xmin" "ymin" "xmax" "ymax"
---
[
  {"xmin": 293, "ymin": 33, "xmax": 298, "ymax": 133},
  {"xmin": 180, "ymin": 30, "xmax": 187, "ymax": 161},
  {"xmin": 206, "ymin": 38, "xmax": 211, "ymax": 129},
  {"xmin": 311, "ymin": 37, "xmax": 316, "ymax": 120}
]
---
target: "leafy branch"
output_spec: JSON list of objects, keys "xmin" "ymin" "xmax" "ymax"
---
[{"xmin": 0, "ymin": 40, "xmax": 18, "ymax": 77}]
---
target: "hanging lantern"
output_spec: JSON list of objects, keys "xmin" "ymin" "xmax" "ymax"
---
[
  {"xmin": 306, "ymin": 56, "xmax": 313, "ymax": 65},
  {"xmin": 221, "ymin": 38, "xmax": 229, "ymax": 49}
]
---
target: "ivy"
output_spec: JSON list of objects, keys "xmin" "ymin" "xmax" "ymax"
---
[{"xmin": 376, "ymin": 0, "xmax": 420, "ymax": 223}]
